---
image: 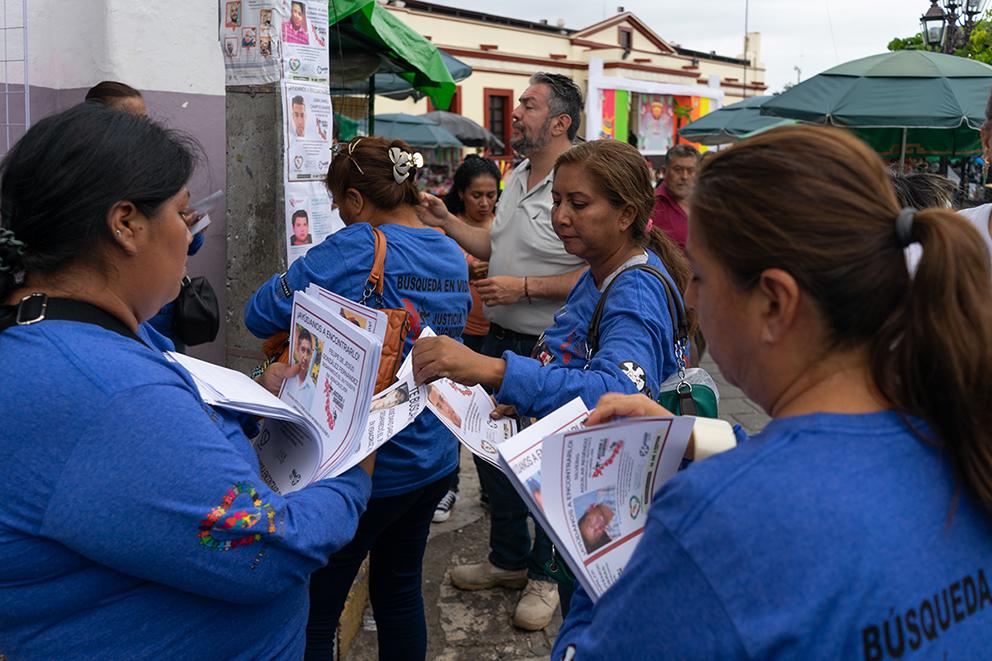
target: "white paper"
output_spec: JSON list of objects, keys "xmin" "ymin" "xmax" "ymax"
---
[
  {"xmin": 305, "ymin": 284, "xmax": 388, "ymax": 347},
  {"xmin": 280, "ymin": 0, "xmax": 330, "ymax": 83},
  {"xmin": 283, "ymin": 82, "xmax": 333, "ymax": 183},
  {"xmin": 497, "ymin": 397, "xmax": 590, "ymax": 512},
  {"xmin": 284, "ymin": 181, "xmax": 343, "ymax": 265},
  {"xmin": 425, "ymin": 379, "xmax": 517, "ymax": 466},
  {"xmin": 220, "ymin": 0, "xmax": 282, "ymax": 85},
  {"xmin": 541, "ymin": 417, "xmax": 693, "ymax": 600}
]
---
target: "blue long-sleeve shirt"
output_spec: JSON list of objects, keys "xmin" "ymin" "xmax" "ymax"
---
[
  {"xmin": 496, "ymin": 250, "xmax": 681, "ymax": 417},
  {"xmin": 553, "ymin": 412, "xmax": 992, "ymax": 659},
  {"xmin": 245, "ymin": 222, "xmax": 471, "ymax": 497},
  {"xmin": 0, "ymin": 319, "xmax": 370, "ymax": 660}
]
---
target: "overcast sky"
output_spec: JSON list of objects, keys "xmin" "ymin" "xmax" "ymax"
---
[{"xmin": 429, "ymin": 0, "xmax": 928, "ymax": 93}]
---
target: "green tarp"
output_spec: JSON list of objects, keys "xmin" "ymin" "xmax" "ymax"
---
[{"xmin": 328, "ymin": 0, "xmax": 456, "ymax": 109}]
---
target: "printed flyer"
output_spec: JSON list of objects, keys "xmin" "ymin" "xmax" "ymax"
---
[
  {"xmin": 220, "ymin": 0, "xmax": 282, "ymax": 85},
  {"xmin": 279, "ymin": 0, "xmax": 330, "ymax": 83},
  {"xmin": 285, "ymin": 182, "xmax": 343, "ymax": 265},
  {"xmin": 541, "ymin": 417, "xmax": 693, "ymax": 600},
  {"xmin": 283, "ymin": 82, "xmax": 333, "ymax": 183},
  {"xmin": 425, "ymin": 379, "xmax": 517, "ymax": 466}
]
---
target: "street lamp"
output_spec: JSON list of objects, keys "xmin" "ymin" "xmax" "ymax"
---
[{"xmin": 920, "ymin": 0, "xmax": 990, "ymax": 53}]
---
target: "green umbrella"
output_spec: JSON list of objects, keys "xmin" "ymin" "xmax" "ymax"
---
[
  {"xmin": 370, "ymin": 113, "xmax": 464, "ymax": 148},
  {"xmin": 761, "ymin": 50, "xmax": 992, "ymax": 166},
  {"xmin": 679, "ymin": 96, "xmax": 796, "ymax": 145}
]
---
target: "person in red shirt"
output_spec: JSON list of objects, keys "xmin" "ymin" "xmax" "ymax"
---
[{"xmin": 650, "ymin": 144, "xmax": 701, "ymax": 250}]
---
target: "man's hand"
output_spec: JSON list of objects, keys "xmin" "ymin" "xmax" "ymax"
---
[
  {"xmin": 417, "ymin": 192, "xmax": 453, "ymax": 229},
  {"xmin": 358, "ymin": 451, "xmax": 376, "ymax": 477},
  {"xmin": 476, "ymin": 275, "xmax": 525, "ymax": 306},
  {"xmin": 412, "ymin": 335, "xmax": 505, "ymax": 388},
  {"xmin": 469, "ymin": 260, "xmax": 489, "ymax": 281},
  {"xmin": 585, "ymin": 393, "xmax": 673, "ymax": 426},
  {"xmin": 256, "ymin": 362, "xmax": 303, "ymax": 397}
]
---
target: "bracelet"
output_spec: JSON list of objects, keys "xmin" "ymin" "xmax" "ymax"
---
[{"xmin": 524, "ymin": 276, "xmax": 532, "ymax": 304}]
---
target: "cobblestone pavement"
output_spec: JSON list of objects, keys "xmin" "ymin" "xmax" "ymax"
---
[{"xmin": 346, "ymin": 356, "xmax": 768, "ymax": 660}]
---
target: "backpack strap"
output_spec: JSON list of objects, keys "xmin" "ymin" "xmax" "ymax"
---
[
  {"xmin": 587, "ymin": 263, "xmax": 687, "ymax": 358},
  {"xmin": 361, "ymin": 227, "xmax": 388, "ymax": 305},
  {"xmin": 0, "ymin": 293, "xmax": 147, "ymax": 346}
]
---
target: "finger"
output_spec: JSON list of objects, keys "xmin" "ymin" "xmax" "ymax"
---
[{"xmin": 585, "ymin": 394, "xmax": 669, "ymax": 426}]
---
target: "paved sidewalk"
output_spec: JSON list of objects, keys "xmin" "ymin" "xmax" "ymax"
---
[{"xmin": 346, "ymin": 358, "xmax": 768, "ymax": 660}]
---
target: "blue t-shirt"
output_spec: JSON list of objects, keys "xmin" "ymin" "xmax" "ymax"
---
[
  {"xmin": 245, "ymin": 222, "xmax": 471, "ymax": 497},
  {"xmin": 553, "ymin": 411, "xmax": 992, "ymax": 660},
  {"xmin": 496, "ymin": 250, "xmax": 681, "ymax": 418},
  {"xmin": 0, "ymin": 318, "xmax": 371, "ymax": 660}
]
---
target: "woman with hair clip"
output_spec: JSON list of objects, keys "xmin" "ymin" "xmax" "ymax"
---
[
  {"xmin": 413, "ymin": 139, "xmax": 689, "ymax": 610},
  {"xmin": 0, "ymin": 103, "xmax": 374, "ymax": 659},
  {"xmin": 245, "ymin": 136, "xmax": 471, "ymax": 661},
  {"xmin": 552, "ymin": 125, "xmax": 992, "ymax": 659},
  {"xmin": 433, "ymin": 154, "xmax": 502, "ymax": 522}
]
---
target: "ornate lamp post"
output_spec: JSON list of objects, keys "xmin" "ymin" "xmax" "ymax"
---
[{"xmin": 920, "ymin": 0, "xmax": 989, "ymax": 53}]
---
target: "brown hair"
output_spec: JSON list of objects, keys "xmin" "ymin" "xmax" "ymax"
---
[
  {"xmin": 692, "ymin": 125, "xmax": 992, "ymax": 514},
  {"xmin": 555, "ymin": 139, "xmax": 691, "ymax": 293},
  {"xmin": 85, "ymin": 80, "xmax": 142, "ymax": 104},
  {"xmin": 325, "ymin": 136, "xmax": 421, "ymax": 210}
]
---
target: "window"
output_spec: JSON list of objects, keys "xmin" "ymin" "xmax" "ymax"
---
[
  {"xmin": 484, "ymin": 88, "xmax": 513, "ymax": 156},
  {"xmin": 619, "ymin": 26, "xmax": 632, "ymax": 52}
]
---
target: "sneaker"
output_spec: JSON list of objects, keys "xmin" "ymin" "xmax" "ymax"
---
[
  {"xmin": 432, "ymin": 489, "xmax": 458, "ymax": 523},
  {"xmin": 449, "ymin": 560, "xmax": 528, "ymax": 591},
  {"xmin": 512, "ymin": 579, "xmax": 560, "ymax": 631}
]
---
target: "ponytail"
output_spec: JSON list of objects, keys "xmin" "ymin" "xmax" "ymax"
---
[{"xmin": 871, "ymin": 207, "xmax": 992, "ymax": 512}]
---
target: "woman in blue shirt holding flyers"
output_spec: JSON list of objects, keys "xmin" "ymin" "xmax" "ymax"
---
[
  {"xmin": 0, "ymin": 103, "xmax": 373, "ymax": 660},
  {"xmin": 553, "ymin": 126, "xmax": 992, "ymax": 659},
  {"xmin": 245, "ymin": 136, "xmax": 470, "ymax": 661},
  {"xmin": 414, "ymin": 139, "xmax": 688, "ymax": 422}
]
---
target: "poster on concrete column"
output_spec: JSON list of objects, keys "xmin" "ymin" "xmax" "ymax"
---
[
  {"xmin": 285, "ymin": 182, "xmax": 344, "ymax": 266},
  {"xmin": 219, "ymin": 0, "xmax": 283, "ymax": 85},
  {"xmin": 279, "ymin": 0, "xmax": 330, "ymax": 84},
  {"xmin": 283, "ymin": 81, "xmax": 333, "ymax": 182}
]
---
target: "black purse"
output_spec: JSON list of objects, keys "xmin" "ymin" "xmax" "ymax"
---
[{"xmin": 173, "ymin": 275, "xmax": 220, "ymax": 346}]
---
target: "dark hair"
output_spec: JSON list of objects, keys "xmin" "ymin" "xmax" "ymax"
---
[
  {"xmin": 325, "ymin": 136, "xmax": 421, "ymax": 210},
  {"xmin": 443, "ymin": 155, "xmax": 502, "ymax": 215},
  {"xmin": 298, "ymin": 328, "xmax": 313, "ymax": 346},
  {"xmin": 555, "ymin": 140, "xmax": 691, "ymax": 294},
  {"xmin": 292, "ymin": 209, "xmax": 309, "ymax": 224},
  {"xmin": 85, "ymin": 80, "xmax": 142, "ymax": 104},
  {"xmin": 292, "ymin": 95, "xmax": 305, "ymax": 107},
  {"xmin": 0, "ymin": 103, "xmax": 199, "ymax": 300},
  {"xmin": 665, "ymin": 144, "xmax": 701, "ymax": 166},
  {"xmin": 890, "ymin": 171, "xmax": 955, "ymax": 210},
  {"xmin": 530, "ymin": 72, "xmax": 583, "ymax": 141},
  {"xmin": 692, "ymin": 124, "xmax": 992, "ymax": 514}
]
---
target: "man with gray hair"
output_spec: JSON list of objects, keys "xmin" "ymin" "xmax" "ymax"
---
[
  {"xmin": 650, "ymin": 143, "xmax": 701, "ymax": 250},
  {"xmin": 418, "ymin": 71, "xmax": 586, "ymax": 631}
]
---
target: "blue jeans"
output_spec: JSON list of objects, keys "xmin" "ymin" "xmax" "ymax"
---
[
  {"xmin": 478, "ymin": 326, "xmax": 554, "ymax": 581},
  {"xmin": 305, "ymin": 472, "xmax": 452, "ymax": 661}
]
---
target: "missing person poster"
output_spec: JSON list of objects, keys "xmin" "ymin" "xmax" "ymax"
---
[
  {"xmin": 220, "ymin": 0, "xmax": 282, "ymax": 85},
  {"xmin": 283, "ymin": 81, "xmax": 333, "ymax": 183},
  {"xmin": 284, "ymin": 182, "xmax": 344, "ymax": 265},
  {"xmin": 280, "ymin": 0, "xmax": 330, "ymax": 83}
]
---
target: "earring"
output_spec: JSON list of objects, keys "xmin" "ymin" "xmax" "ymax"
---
[{"xmin": 116, "ymin": 230, "xmax": 122, "ymax": 237}]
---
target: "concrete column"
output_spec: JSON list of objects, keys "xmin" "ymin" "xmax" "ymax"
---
[{"xmin": 224, "ymin": 84, "xmax": 286, "ymax": 372}]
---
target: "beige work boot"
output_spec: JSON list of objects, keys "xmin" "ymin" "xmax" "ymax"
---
[
  {"xmin": 449, "ymin": 560, "xmax": 528, "ymax": 591},
  {"xmin": 512, "ymin": 579, "xmax": 560, "ymax": 631}
]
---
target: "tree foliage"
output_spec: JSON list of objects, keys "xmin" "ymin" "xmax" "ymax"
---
[{"xmin": 888, "ymin": 12, "xmax": 992, "ymax": 64}]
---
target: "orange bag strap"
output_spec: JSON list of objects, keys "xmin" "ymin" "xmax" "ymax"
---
[{"xmin": 362, "ymin": 227, "xmax": 387, "ymax": 303}]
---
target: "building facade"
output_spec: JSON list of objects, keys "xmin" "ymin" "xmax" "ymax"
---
[{"xmin": 377, "ymin": 0, "xmax": 766, "ymax": 156}]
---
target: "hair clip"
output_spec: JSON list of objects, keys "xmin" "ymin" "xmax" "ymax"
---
[{"xmin": 388, "ymin": 147, "xmax": 424, "ymax": 184}]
